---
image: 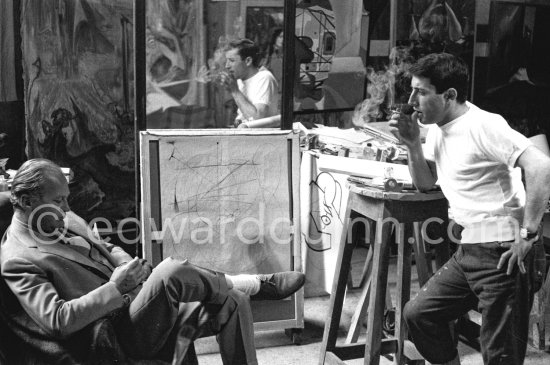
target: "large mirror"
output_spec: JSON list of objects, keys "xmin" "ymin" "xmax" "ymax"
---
[
  {"xmin": 293, "ymin": 0, "xmax": 368, "ymax": 113},
  {"xmin": 143, "ymin": 0, "xmax": 287, "ymax": 129}
]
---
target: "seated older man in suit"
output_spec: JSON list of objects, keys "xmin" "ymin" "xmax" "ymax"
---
[{"xmin": 1, "ymin": 159, "xmax": 305, "ymax": 364}]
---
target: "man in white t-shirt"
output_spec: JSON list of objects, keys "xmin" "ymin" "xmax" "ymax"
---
[
  {"xmin": 389, "ymin": 53, "xmax": 550, "ymax": 365},
  {"xmin": 218, "ymin": 39, "xmax": 278, "ymax": 128}
]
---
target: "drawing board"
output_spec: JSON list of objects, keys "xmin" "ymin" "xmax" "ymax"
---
[{"xmin": 140, "ymin": 129, "xmax": 303, "ymax": 330}]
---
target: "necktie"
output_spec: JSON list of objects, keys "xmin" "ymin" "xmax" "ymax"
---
[{"xmin": 62, "ymin": 232, "xmax": 115, "ymax": 271}]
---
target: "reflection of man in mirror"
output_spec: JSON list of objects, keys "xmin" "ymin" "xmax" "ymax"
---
[{"xmin": 219, "ymin": 39, "xmax": 278, "ymax": 127}]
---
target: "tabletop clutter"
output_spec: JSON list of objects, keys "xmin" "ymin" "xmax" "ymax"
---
[{"xmin": 296, "ymin": 121, "xmax": 431, "ymax": 193}]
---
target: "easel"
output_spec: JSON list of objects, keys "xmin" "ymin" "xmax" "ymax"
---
[{"xmin": 139, "ymin": 129, "xmax": 304, "ymax": 336}]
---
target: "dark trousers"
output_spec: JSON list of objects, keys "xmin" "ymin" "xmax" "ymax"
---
[
  {"xmin": 403, "ymin": 241, "xmax": 538, "ymax": 365},
  {"xmin": 115, "ymin": 257, "xmax": 257, "ymax": 365}
]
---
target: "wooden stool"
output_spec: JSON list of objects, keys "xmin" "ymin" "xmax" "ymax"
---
[
  {"xmin": 528, "ymin": 252, "xmax": 550, "ymax": 350},
  {"xmin": 319, "ymin": 183, "xmax": 449, "ymax": 365},
  {"xmin": 345, "ymin": 221, "xmax": 450, "ymax": 345}
]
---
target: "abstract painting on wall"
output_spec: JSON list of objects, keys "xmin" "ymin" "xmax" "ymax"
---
[
  {"xmin": 145, "ymin": 0, "xmax": 209, "ymax": 129},
  {"xmin": 22, "ymin": 0, "xmax": 135, "ymax": 222}
]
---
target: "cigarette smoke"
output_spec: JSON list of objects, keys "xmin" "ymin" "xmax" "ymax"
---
[
  {"xmin": 352, "ymin": 45, "xmax": 415, "ymax": 127},
  {"xmin": 352, "ymin": 68, "xmax": 395, "ymax": 126},
  {"xmin": 196, "ymin": 37, "xmax": 231, "ymax": 84}
]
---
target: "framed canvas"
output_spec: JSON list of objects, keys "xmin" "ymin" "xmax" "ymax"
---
[
  {"xmin": 140, "ymin": 129, "xmax": 304, "ymax": 330},
  {"xmin": 240, "ymin": 0, "xmax": 284, "ymax": 54},
  {"xmin": 22, "ymin": 0, "xmax": 136, "ymax": 224}
]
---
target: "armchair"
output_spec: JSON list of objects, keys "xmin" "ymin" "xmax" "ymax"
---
[{"xmin": 0, "ymin": 191, "xmax": 192, "ymax": 364}]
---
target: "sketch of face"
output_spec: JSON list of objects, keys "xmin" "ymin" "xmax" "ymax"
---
[
  {"xmin": 225, "ymin": 48, "xmax": 248, "ymax": 80},
  {"xmin": 275, "ymin": 32, "xmax": 284, "ymax": 49}
]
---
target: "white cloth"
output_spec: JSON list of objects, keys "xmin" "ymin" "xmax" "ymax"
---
[
  {"xmin": 423, "ymin": 102, "xmax": 532, "ymax": 243},
  {"xmin": 236, "ymin": 67, "xmax": 278, "ymax": 122}
]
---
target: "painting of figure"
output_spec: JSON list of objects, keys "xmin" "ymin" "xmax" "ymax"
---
[{"xmin": 22, "ymin": 0, "xmax": 135, "ymax": 222}]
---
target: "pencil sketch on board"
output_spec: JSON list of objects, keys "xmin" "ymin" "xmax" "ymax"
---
[{"xmin": 156, "ymin": 135, "xmax": 292, "ymax": 274}]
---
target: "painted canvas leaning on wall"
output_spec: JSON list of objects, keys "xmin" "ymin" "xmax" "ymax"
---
[{"xmin": 21, "ymin": 0, "xmax": 135, "ymax": 223}]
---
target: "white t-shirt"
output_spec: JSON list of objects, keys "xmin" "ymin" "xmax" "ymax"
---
[
  {"xmin": 236, "ymin": 67, "xmax": 278, "ymax": 122},
  {"xmin": 423, "ymin": 102, "xmax": 532, "ymax": 243}
]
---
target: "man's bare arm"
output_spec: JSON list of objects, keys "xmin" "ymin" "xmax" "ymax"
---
[
  {"xmin": 218, "ymin": 71, "xmax": 267, "ymax": 121},
  {"xmin": 389, "ymin": 113, "xmax": 437, "ymax": 191},
  {"xmin": 406, "ymin": 140, "xmax": 437, "ymax": 191},
  {"xmin": 231, "ymin": 90, "xmax": 268, "ymax": 120},
  {"xmin": 498, "ymin": 145, "xmax": 550, "ymax": 274},
  {"xmin": 516, "ymin": 145, "xmax": 550, "ymax": 233}
]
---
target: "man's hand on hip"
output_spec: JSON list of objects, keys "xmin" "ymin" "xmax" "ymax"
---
[{"xmin": 497, "ymin": 236, "xmax": 537, "ymax": 275}]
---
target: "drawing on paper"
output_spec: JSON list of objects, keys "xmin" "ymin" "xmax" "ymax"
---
[
  {"xmin": 157, "ymin": 135, "xmax": 292, "ymax": 274},
  {"xmin": 304, "ymin": 171, "xmax": 344, "ymax": 252}
]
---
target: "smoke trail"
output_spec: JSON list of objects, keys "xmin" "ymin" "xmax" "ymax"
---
[
  {"xmin": 352, "ymin": 45, "xmax": 415, "ymax": 127},
  {"xmin": 196, "ymin": 37, "xmax": 232, "ymax": 84}
]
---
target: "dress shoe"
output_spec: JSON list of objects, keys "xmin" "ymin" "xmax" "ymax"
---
[{"xmin": 250, "ymin": 271, "xmax": 305, "ymax": 301}]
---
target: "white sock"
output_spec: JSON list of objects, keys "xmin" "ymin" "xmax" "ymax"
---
[{"xmin": 226, "ymin": 274, "xmax": 261, "ymax": 295}]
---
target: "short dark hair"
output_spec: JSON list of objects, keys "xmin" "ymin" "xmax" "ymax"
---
[
  {"xmin": 228, "ymin": 38, "xmax": 262, "ymax": 68},
  {"xmin": 10, "ymin": 159, "xmax": 63, "ymax": 209},
  {"xmin": 409, "ymin": 53, "xmax": 469, "ymax": 103}
]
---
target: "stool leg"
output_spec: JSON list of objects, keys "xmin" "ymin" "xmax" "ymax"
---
[
  {"xmin": 530, "ymin": 264, "xmax": 550, "ymax": 349},
  {"xmin": 346, "ymin": 245, "xmax": 374, "ymax": 344},
  {"xmin": 319, "ymin": 205, "xmax": 356, "ymax": 364},
  {"xmin": 359, "ymin": 221, "xmax": 377, "ymax": 288},
  {"xmin": 432, "ymin": 216, "xmax": 451, "ymax": 270},
  {"xmin": 364, "ymin": 218, "xmax": 393, "ymax": 365},
  {"xmin": 395, "ymin": 223, "xmax": 412, "ymax": 365},
  {"xmin": 412, "ymin": 222, "xmax": 431, "ymax": 288}
]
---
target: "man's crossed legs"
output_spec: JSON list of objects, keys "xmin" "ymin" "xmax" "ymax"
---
[{"xmin": 115, "ymin": 257, "xmax": 305, "ymax": 364}]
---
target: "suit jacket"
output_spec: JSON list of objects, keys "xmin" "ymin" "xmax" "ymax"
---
[{"xmin": 0, "ymin": 211, "xmax": 132, "ymax": 340}]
